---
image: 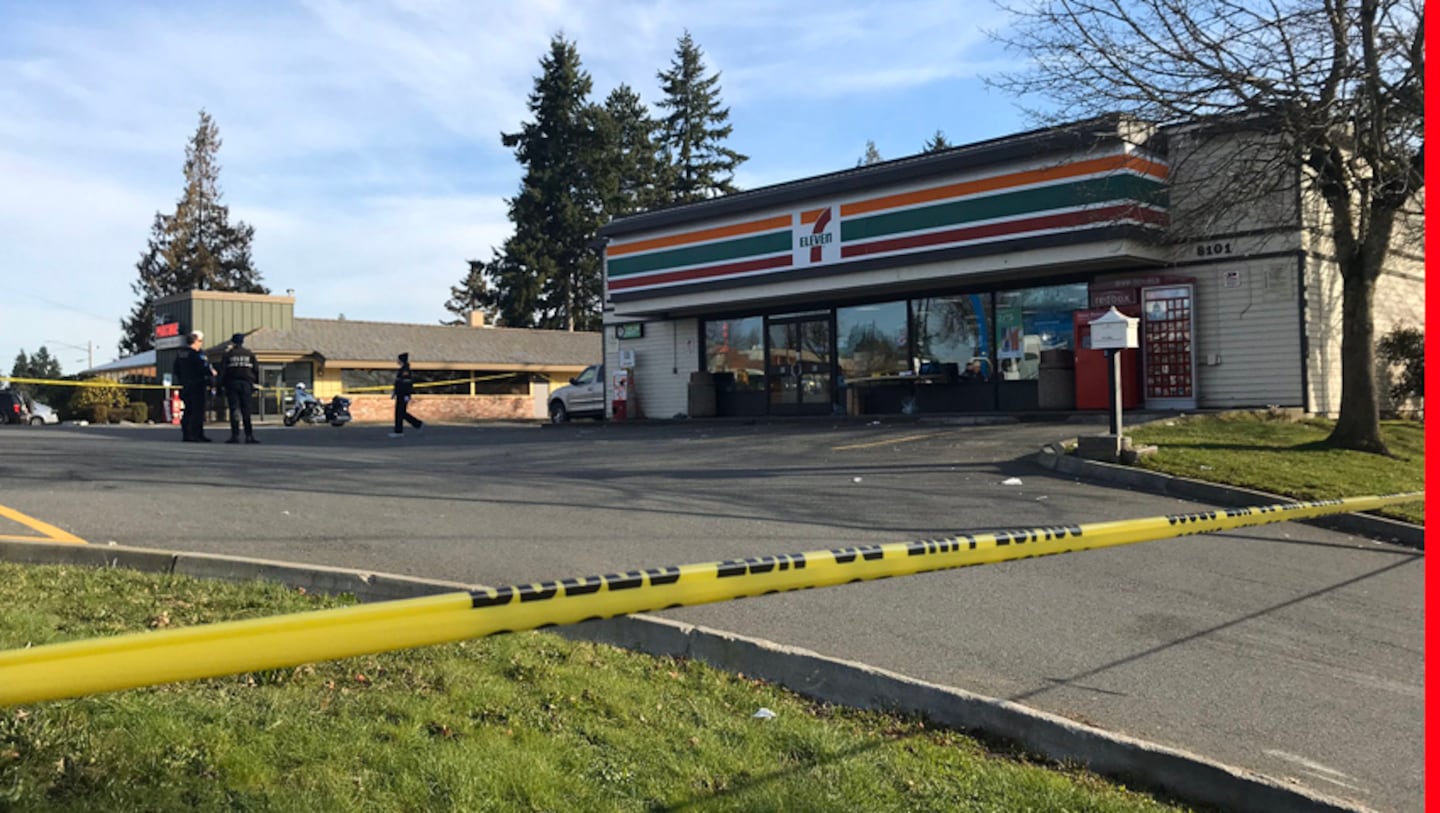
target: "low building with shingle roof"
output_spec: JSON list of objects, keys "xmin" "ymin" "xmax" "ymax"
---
[{"xmin": 151, "ymin": 290, "xmax": 601, "ymax": 423}]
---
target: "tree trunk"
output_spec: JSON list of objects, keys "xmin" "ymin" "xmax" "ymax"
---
[{"xmin": 1325, "ymin": 270, "xmax": 1389, "ymax": 454}]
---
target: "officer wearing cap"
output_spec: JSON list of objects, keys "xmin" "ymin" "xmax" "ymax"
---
[
  {"xmin": 219, "ymin": 332, "xmax": 261, "ymax": 444},
  {"xmin": 389, "ymin": 352, "xmax": 424, "ymax": 437},
  {"xmin": 172, "ymin": 330, "xmax": 214, "ymax": 442}
]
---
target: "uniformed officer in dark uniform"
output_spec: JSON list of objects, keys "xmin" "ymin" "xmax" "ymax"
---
[
  {"xmin": 389, "ymin": 352, "xmax": 424, "ymax": 437},
  {"xmin": 219, "ymin": 332, "xmax": 261, "ymax": 444},
  {"xmin": 172, "ymin": 330, "xmax": 214, "ymax": 442}
]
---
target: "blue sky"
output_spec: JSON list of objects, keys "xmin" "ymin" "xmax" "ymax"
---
[{"xmin": 0, "ymin": 0, "xmax": 1035, "ymax": 373}]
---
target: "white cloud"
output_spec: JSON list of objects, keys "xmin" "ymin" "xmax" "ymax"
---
[
  {"xmin": 241, "ymin": 194, "xmax": 512, "ymax": 324},
  {"xmin": 0, "ymin": 0, "xmax": 1027, "ymax": 371}
]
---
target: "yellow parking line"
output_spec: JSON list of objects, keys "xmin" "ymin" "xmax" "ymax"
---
[
  {"xmin": 0, "ymin": 505, "xmax": 86, "ymax": 544},
  {"xmin": 832, "ymin": 432, "xmax": 948, "ymax": 451}
]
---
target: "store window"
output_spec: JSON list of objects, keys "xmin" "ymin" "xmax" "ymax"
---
[
  {"xmin": 995, "ymin": 283, "xmax": 1088, "ymax": 380},
  {"xmin": 913, "ymin": 294, "xmax": 990, "ymax": 379},
  {"xmin": 704, "ymin": 316, "xmax": 765, "ymax": 391},
  {"xmin": 340, "ymin": 368, "xmax": 526, "ymax": 395},
  {"xmin": 837, "ymin": 301, "xmax": 909, "ymax": 381}
]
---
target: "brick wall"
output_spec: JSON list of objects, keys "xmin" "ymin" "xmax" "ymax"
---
[{"xmin": 347, "ymin": 395, "xmax": 536, "ymax": 424}]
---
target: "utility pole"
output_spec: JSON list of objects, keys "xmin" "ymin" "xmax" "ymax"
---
[{"xmin": 44, "ymin": 340, "xmax": 94, "ymax": 371}]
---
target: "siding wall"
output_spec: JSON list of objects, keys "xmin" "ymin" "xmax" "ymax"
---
[
  {"xmin": 1301, "ymin": 194, "xmax": 1425, "ymax": 416},
  {"xmin": 194, "ymin": 298, "xmax": 294, "ymax": 342},
  {"xmin": 606, "ymin": 319, "xmax": 699, "ymax": 419},
  {"xmin": 1188, "ymin": 258, "xmax": 1305, "ymax": 408}
]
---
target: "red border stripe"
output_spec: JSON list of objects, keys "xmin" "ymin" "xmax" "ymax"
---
[
  {"xmin": 609, "ymin": 254, "xmax": 794, "ymax": 291},
  {"xmin": 840, "ymin": 206, "xmax": 1168, "ymax": 259}
]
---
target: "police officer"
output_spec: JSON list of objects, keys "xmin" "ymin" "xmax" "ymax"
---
[
  {"xmin": 389, "ymin": 352, "xmax": 424, "ymax": 437},
  {"xmin": 172, "ymin": 330, "xmax": 214, "ymax": 442},
  {"xmin": 219, "ymin": 332, "xmax": 261, "ymax": 444}
]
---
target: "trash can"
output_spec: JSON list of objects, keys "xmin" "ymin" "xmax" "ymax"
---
[
  {"xmin": 1038, "ymin": 348, "xmax": 1076, "ymax": 410},
  {"xmin": 687, "ymin": 371, "xmax": 717, "ymax": 418}
]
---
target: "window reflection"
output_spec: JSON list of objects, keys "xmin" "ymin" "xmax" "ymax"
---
[
  {"xmin": 837, "ymin": 301, "xmax": 909, "ymax": 381},
  {"xmin": 913, "ymin": 295, "xmax": 990, "ymax": 381},
  {"xmin": 705, "ymin": 317, "xmax": 765, "ymax": 391},
  {"xmin": 995, "ymin": 283, "xmax": 1088, "ymax": 380}
]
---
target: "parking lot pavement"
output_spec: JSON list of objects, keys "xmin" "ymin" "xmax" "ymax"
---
[{"xmin": 0, "ymin": 419, "xmax": 1423, "ymax": 812}]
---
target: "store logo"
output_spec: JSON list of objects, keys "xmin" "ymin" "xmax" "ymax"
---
[{"xmin": 796, "ymin": 206, "xmax": 836, "ymax": 266}]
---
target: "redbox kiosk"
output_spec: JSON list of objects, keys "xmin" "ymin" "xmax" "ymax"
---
[{"xmin": 1073, "ymin": 306, "xmax": 1142, "ymax": 410}]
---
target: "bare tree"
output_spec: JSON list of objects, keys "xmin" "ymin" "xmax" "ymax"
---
[{"xmin": 989, "ymin": 0, "xmax": 1422, "ymax": 454}]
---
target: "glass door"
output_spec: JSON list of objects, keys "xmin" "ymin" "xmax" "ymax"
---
[{"xmin": 767, "ymin": 315, "xmax": 833, "ymax": 415}]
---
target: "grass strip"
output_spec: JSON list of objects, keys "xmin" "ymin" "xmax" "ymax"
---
[
  {"xmin": 0, "ymin": 563, "xmax": 1190, "ymax": 812},
  {"xmin": 1126, "ymin": 414, "xmax": 1424, "ymax": 525}
]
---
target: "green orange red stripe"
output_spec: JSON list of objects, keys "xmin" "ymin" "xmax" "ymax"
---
[
  {"xmin": 841, "ymin": 154, "xmax": 1168, "ymax": 218},
  {"xmin": 607, "ymin": 214, "xmax": 792, "ymax": 258},
  {"xmin": 841, "ymin": 205, "xmax": 1167, "ymax": 260},
  {"xmin": 609, "ymin": 254, "xmax": 793, "ymax": 291}
]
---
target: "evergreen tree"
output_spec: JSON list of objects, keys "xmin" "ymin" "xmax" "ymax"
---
[
  {"xmin": 120, "ymin": 110, "xmax": 266, "ymax": 355},
  {"xmin": 655, "ymin": 31, "xmax": 747, "ymax": 204},
  {"xmin": 858, "ymin": 140, "xmax": 884, "ymax": 166},
  {"xmin": 442, "ymin": 259, "xmax": 492, "ymax": 325},
  {"xmin": 8, "ymin": 350, "xmax": 27, "ymax": 399},
  {"xmin": 9, "ymin": 347, "xmax": 63, "ymax": 405},
  {"xmin": 596, "ymin": 84, "xmax": 668, "ymax": 217},
  {"xmin": 482, "ymin": 240, "xmax": 540, "ymax": 330},
  {"xmin": 923, "ymin": 130, "xmax": 951, "ymax": 152},
  {"xmin": 498, "ymin": 35, "xmax": 606, "ymax": 331}
]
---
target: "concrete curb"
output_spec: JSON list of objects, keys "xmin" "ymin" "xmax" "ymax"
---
[
  {"xmin": 1033, "ymin": 445, "xmax": 1425, "ymax": 549},
  {"xmin": 0, "ymin": 538, "xmax": 1374, "ymax": 813}
]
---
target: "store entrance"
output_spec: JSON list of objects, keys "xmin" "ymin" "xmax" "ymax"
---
[{"xmin": 767, "ymin": 315, "xmax": 833, "ymax": 415}]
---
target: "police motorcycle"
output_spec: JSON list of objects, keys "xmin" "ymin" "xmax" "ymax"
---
[{"xmin": 282, "ymin": 384, "xmax": 352, "ymax": 427}]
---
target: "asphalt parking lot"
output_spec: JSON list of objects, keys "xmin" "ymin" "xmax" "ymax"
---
[{"xmin": 0, "ymin": 418, "xmax": 1423, "ymax": 812}]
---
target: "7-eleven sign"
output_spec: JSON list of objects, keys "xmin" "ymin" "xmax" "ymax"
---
[{"xmin": 795, "ymin": 206, "xmax": 836, "ymax": 266}]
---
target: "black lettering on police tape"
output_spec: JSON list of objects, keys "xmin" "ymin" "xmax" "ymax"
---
[
  {"xmin": 470, "ymin": 587, "xmax": 514, "ymax": 608},
  {"xmin": 905, "ymin": 537, "xmax": 963, "ymax": 557},
  {"xmin": 606, "ymin": 571, "xmax": 645, "ymax": 591},
  {"xmin": 646, "ymin": 566, "xmax": 681, "ymax": 586},
  {"xmin": 561, "ymin": 576, "xmax": 604, "ymax": 596},
  {"xmin": 716, "ymin": 553, "xmax": 808, "ymax": 579},
  {"xmin": 1167, "ymin": 510, "xmax": 1219, "ymax": 525},
  {"xmin": 518, "ymin": 582, "xmax": 559, "ymax": 603},
  {"xmin": 832, "ymin": 544, "xmax": 884, "ymax": 564}
]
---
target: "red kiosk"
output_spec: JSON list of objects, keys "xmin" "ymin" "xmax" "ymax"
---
[
  {"xmin": 1074, "ymin": 307, "xmax": 1141, "ymax": 410},
  {"xmin": 1076, "ymin": 276, "xmax": 1197, "ymax": 411}
]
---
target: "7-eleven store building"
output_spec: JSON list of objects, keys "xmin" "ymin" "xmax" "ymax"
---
[{"xmin": 596, "ymin": 115, "xmax": 1423, "ymax": 420}]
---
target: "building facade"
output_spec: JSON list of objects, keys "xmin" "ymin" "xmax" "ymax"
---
[
  {"xmin": 150, "ymin": 290, "xmax": 601, "ymax": 422},
  {"xmin": 597, "ymin": 115, "xmax": 1423, "ymax": 420}
]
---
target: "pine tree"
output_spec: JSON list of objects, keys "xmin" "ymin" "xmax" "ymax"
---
[
  {"xmin": 499, "ymin": 35, "xmax": 607, "ymax": 331},
  {"xmin": 442, "ymin": 259, "xmax": 491, "ymax": 325},
  {"xmin": 120, "ymin": 110, "xmax": 266, "ymax": 355},
  {"xmin": 482, "ymin": 240, "xmax": 541, "ymax": 330},
  {"xmin": 858, "ymin": 140, "xmax": 883, "ymax": 166},
  {"xmin": 9, "ymin": 347, "xmax": 63, "ymax": 405},
  {"xmin": 8, "ymin": 350, "xmax": 28, "ymax": 399},
  {"xmin": 656, "ymin": 31, "xmax": 747, "ymax": 204},
  {"xmin": 923, "ymin": 130, "xmax": 951, "ymax": 152},
  {"xmin": 596, "ymin": 84, "xmax": 668, "ymax": 217}
]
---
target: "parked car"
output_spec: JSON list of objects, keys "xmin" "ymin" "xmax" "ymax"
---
[
  {"xmin": 27, "ymin": 401, "xmax": 60, "ymax": 425},
  {"xmin": 0, "ymin": 391, "xmax": 28, "ymax": 424},
  {"xmin": 548, "ymin": 364, "xmax": 606, "ymax": 423}
]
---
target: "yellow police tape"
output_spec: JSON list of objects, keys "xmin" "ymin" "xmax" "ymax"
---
[
  {"xmin": 0, "ymin": 492, "xmax": 1421, "ymax": 706},
  {"xmin": 2, "ymin": 372, "xmax": 525, "ymax": 394}
]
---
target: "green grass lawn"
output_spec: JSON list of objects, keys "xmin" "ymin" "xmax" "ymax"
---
[
  {"xmin": 0, "ymin": 563, "xmax": 1190, "ymax": 813},
  {"xmin": 1125, "ymin": 413, "xmax": 1424, "ymax": 525}
]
